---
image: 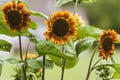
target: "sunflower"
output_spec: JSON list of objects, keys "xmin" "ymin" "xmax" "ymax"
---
[
  {"xmin": 23, "ymin": 53, "xmax": 38, "ymax": 60},
  {"xmin": 44, "ymin": 10, "xmax": 78, "ymax": 44},
  {"xmin": 74, "ymin": 14, "xmax": 85, "ymax": 26},
  {"xmin": 2, "ymin": 0, "xmax": 31, "ymax": 32},
  {"xmin": 99, "ymin": 30, "xmax": 117, "ymax": 59}
]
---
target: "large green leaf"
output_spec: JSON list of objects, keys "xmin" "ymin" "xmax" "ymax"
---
[
  {"xmin": 6, "ymin": 58, "xmax": 24, "ymax": 67},
  {"xmin": 113, "ymin": 72, "xmax": 120, "ymax": 79},
  {"xmin": 44, "ymin": 59, "xmax": 54, "ymax": 69},
  {"xmin": 77, "ymin": 26, "xmax": 103, "ymax": 40},
  {"xmin": 0, "ymin": 40, "xmax": 12, "ymax": 52},
  {"xmin": 25, "ymin": 33, "xmax": 37, "ymax": 43},
  {"xmin": 55, "ymin": 0, "xmax": 97, "ymax": 7},
  {"xmin": 49, "ymin": 55, "xmax": 78, "ymax": 69},
  {"xmin": 0, "ymin": 60, "xmax": 3, "ymax": 76},
  {"xmin": 64, "ymin": 40, "xmax": 76, "ymax": 55},
  {"xmin": 117, "ymin": 35, "xmax": 120, "ymax": 43},
  {"xmin": 30, "ymin": 11, "xmax": 48, "ymax": 20},
  {"xmin": 82, "ymin": 0, "xmax": 97, "ymax": 3},
  {"xmin": 75, "ymin": 37, "xmax": 96, "ymax": 56},
  {"xmin": 77, "ymin": 26, "xmax": 120, "ymax": 43},
  {"xmin": 49, "ymin": 55, "xmax": 61, "ymax": 67},
  {"xmin": 36, "ymin": 57, "xmax": 54, "ymax": 69},
  {"xmin": 35, "ymin": 40, "xmax": 78, "ymax": 69},
  {"xmin": 29, "ymin": 22, "xmax": 37, "ymax": 30},
  {"xmin": 48, "ymin": 41, "xmax": 78, "ymax": 69},
  {"xmin": 6, "ymin": 58, "xmax": 19, "ymax": 64},
  {"xmin": 55, "ymin": 0, "xmax": 72, "ymax": 7},
  {"xmin": 107, "ymin": 64, "xmax": 120, "ymax": 79},
  {"xmin": 110, "ymin": 64, "xmax": 120, "ymax": 74},
  {"xmin": 35, "ymin": 40, "xmax": 75, "ymax": 59},
  {"xmin": 27, "ymin": 59, "xmax": 42, "ymax": 69}
]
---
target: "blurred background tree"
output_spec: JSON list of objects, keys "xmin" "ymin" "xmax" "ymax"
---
[{"xmin": 81, "ymin": 0, "xmax": 120, "ymax": 34}]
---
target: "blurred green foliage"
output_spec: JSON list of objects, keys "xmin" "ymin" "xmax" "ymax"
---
[{"xmin": 82, "ymin": 0, "xmax": 120, "ymax": 34}]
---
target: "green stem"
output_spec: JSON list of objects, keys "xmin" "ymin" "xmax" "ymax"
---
[
  {"xmin": 42, "ymin": 55, "xmax": 46, "ymax": 80},
  {"xmin": 86, "ymin": 45, "xmax": 99, "ymax": 80},
  {"xmin": 74, "ymin": 0, "xmax": 79, "ymax": 14},
  {"xmin": 61, "ymin": 45, "xmax": 66, "ymax": 80},
  {"xmin": 18, "ymin": 32, "xmax": 27, "ymax": 80},
  {"xmin": 110, "ymin": 55, "xmax": 115, "ymax": 64},
  {"xmin": 27, "ymin": 73, "xmax": 38, "ymax": 80},
  {"xmin": 18, "ymin": 33, "xmax": 23, "ymax": 60},
  {"xmin": 61, "ymin": 59, "xmax": 66, "ymax": 80},
  {"xmin": 91, "ymin": 64, "xmax": 111, "ymax": 72},
  {"xmin": 54, "ymin": 0, "xmax": 57, "ymax": 12},
  {"xmin": 24, "ymin": 41, "xmax": 30, "ymax": 79},
  {"xmin": 25, "ymin": 41, "xmax": 30, "ymax": 66},
  {"xmin": 91, "ymin": 57, "xmax": 103, "ymax": 72}
]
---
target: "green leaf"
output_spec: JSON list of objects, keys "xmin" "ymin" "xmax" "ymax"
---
[
  {"xmin": 35, "ymin": 40, "xmax": 75, "ymax": 59},
  {"xmin": 23, "ymin": 1, "xmax": 30, "ymax": 9},
  {"xmin": 49, "ymin": 55, "xmax": 61, "ymax": 67},
  {"xmin": 73, "ymin": 0, "xmax": 82, "ymax": 4},
  {"xmin": 45, "ymin": 59, "xmax": 54, "ymax": 69},
  {"xmin": 107, "ymin": 64, "xmax": 120, "ymax": 79},
  {"xmin": 82, "ymin": 0, "xmax": 97, "ymax": 3},
  {"xmin": 65, "ymin": 57, "xmax": 78, "ymax": 68},
  {"xmin": 55, "ymin": 0, "xmax": 97, "ymax": 7},
  {"xmin": 30, "ymin": 11, "xmax": 48, "ymax": 19},
  {"xmin": 0, "ymin": 40, "xmax": 12, "ymax": 52},
  {"xmin": 110, "ymin": 64, "xmax": 120, "ymax": 74},
  {"xmin": 77, "ymin": 26, "xmax": 103, "ymax": 40},
  {"xmin": 6, "ymin": 58, "xmax": 24, "ymax": 67},
  {"xmin": 48, "ymin": 41, "xmax": 78, "ymax": 69},
  {"xmin": 6, "ymin": 58, "xmax": 19, "ymax": 64},
  {"xmin": 27, "ymin": 59, "xmax": 42, "ymax": 69},
  {"xmin": 49, "ymin": 55, "xmax": 78, "ymax": 69},
  {"xmin": 25, "ymin": 33, "xmax": 37, "ymax": 43},
  {"xmin": 113, "ymin": 72, "xmax": 120, "ymax": 79},
  {"xmin": 75, "ymin": 37, "xmax": 96, "ymax": 56},
  {"xmin": 29, "ymin": 22, "xmax": 37, "ymax": 30},
  {"xmin": 16, "ymin": 62, "xmax": 24, "ymax": 67},
  {"xmin": 36, "ymin": 40, "xmax": 64, "ymax": 57},
  {"xmin": 55, "ymin": 0, "xmax": 73, "ymax": 7},
  {"xmin": 36, "ymin": 40, "xmax": 78, "ymax": 69},
  {"xmin": 0, "ymin": 60, "xmax": 4, "ymax": 76},
  {"xmin": 116, "ymin": 35, "xmax": 120, "ymax": 43},
  {"xmin": 64, "ymin": 40, "xmax": 76, "ymax": 55},
  {"xmin": 36, "ymin": 57, "xmax": 54, "ymax": 69}
]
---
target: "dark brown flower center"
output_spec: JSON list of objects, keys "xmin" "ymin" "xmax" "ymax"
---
[
  {"xmin": 53, "ymin": 19, "xmax": 69, "ymax": 36},
  {"xmin": 102, "ymin": 37, "xmax": 113, "ymax": 52},
  {"xmin": 7, "ymin": 10, "xmax": 22, "ymax": 26}
]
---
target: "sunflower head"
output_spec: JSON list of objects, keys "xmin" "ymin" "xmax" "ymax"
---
[
  {"xmin": 99, "ymin": 30, "xmax": 117, "ymax": 60},
  {"xmin": 74, "ymin": 14, "xmax": 85, "ymax": 26},
  {"xmin": 2, "ymin": 0, "xmax": 31, "ymax": 32},
  {"xmin": 23, "ymin": 53, "xmax": 38, "ymax": 61},
  {"xmin": 44, "ymin": 10, "xmax": 78, "ymax": 44}
]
